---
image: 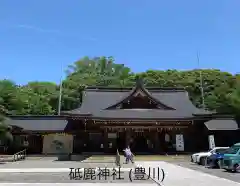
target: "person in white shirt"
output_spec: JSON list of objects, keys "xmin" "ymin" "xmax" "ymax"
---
[{"xmin": 123, "ymin": 146, "xmax": 134, "ymax": 164}]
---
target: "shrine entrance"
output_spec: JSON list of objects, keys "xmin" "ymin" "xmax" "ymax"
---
[
  {"xmin": 131, "ymin": 132, "xmax": 147, "ymax": 153},
  {"xmin": 116, "ymin": 132, "xmax": 126, "ymax": 152},
  {"xmin": 129, "ymin": 132, "xmax": 155, "ymax": 154},
  {"xmin": 98, "ymin": 121, "xmax": 190, "ymax": 154}
]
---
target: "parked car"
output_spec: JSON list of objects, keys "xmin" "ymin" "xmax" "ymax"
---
[
  {"xmin": 220, "ymin": 143, "xmax": 240, "ymax": 172},
  {"xmin": 191, "ymin": 147, "xmax": 229, "ymax": 165},
  {"xmin": 205, "ymin": 148, "xmax": 229, "ymax": 168}
]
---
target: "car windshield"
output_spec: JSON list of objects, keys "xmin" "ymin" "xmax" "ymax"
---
[
  {"xmin": 215, "ymin": 148, "xmax": 229, "ymax": 154},
  {"xmin": 209, "ymin": 148, "xmax": 227, "ymax": 154},
  {"xmin": 226, "ymin": 146, "xmax": 240, "ymax": 154},
  {"xmin": 209, "ymin": 149, "xmax": 215, "ymax": 153}
]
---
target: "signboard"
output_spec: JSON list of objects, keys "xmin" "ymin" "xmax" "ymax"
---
[
  {"xmin": 108, "ymin": 133, "xmax": 117, "ymax": 139},
  {"xmin": 176, "ymin": 134, "xmax": 184, "ymax": 151},
  {"xmin": 208, "ymin": 135, "xmax": 215, "ymax": 150}
]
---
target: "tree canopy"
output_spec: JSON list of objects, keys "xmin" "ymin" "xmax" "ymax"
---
[{"xmin": 1, "ymin": 56, "xmax": 240, "ymax": 118}]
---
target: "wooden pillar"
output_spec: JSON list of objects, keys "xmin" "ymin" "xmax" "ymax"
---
[
  {"xmin": 188, "ymin": 122, "xmax": 196, "ymax": 152},
  {"xmin": 154, "ymin": 130, "xmax": 160, "ymax": 154},
  {"xmin": 171, "ymin": 128, "xmax": 177, "ymax": 152},
  {"xmin": 182, "ymin": 127, "xmax": 191, "ymax": 153},
  {"xmin": 103, "ymin": 129, "xmax": 108, "ymax": 153},
  {"xmin": 82, "ymin": 131, "xmax": 88, "ymax": 152},
  {"xmin": 125, "ymin": 129, "xmax": 131, "ymax": 147}
]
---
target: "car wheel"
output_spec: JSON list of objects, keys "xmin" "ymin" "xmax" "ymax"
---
[
  {"xmin": 225, "ymin": 169, "xmax": 231, "ymax": 172},
  {"xmin": 216, "ymin": 160, "xmax": 221, "ymax": 169},
  {"xmin": 232, "ymin": 164, "xmax": 239, "ymax": 173},
  {"xmin": 200, "ymin": 157, "xmax": 206, "ymax": 166},
  {"xmin": 205, "ymin": 158, "xmax": 210, "ymax": 167},
  {"xmin": 190, "ymin": 156, "xmax": 193, "ymax": 162}
]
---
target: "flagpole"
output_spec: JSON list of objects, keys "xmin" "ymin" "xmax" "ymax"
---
[
  {"xmin": 197, "ymin": 52, "xmax": 205, "ymax": 109},
  {"xmin": 58, "ymin": 65, "xmax": 63, "ymax": 116}
]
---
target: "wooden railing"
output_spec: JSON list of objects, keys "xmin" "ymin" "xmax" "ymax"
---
[{"xmin": 13, "ymin": 149, "xmax": 27, "ymax": 161}]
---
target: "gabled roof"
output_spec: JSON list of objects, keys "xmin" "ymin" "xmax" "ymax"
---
[
  {"xmin": 62, "ymin": 80, "xmax": 212, "ymax": 119},
  {"xmin": 105, "ymin": 79, "xmax": 175, "ymax": 110}
]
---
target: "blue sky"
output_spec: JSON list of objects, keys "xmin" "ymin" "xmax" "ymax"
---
[{"xmin": 0, "ymin": 0, "xmax": 239, "ymax": 85}]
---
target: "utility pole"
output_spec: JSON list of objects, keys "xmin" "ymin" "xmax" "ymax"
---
[
  {"xmin": 197, "ymin": 52, "xmax": 205, "ymax": 109},
  {"xmin": 58, "ymin": 65, "xmax": 63, "ymax": 116}
]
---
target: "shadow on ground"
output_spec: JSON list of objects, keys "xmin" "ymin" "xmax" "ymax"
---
[
  {"xmin": 54, "ymin": 154, "xmax": 91, "ymax": 162},
  {"xmin": 83, "ymin": 155, "xmax": 191, "ymax": 163},
  {"xmin": 25, "ymin": 154, "xmax": 191, "ymax": 164}
]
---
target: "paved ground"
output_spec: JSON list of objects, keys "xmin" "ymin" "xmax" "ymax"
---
[
  {"xmin": 171, "ymin": 160, "xmax": 240, "ymax": 183},
  {"xmin": 0, "ymin": 159, "xmax": 134, "ymax": 169},
  {"xmin": 0, "ymin": 161, "xmax": 121, "ymax": 169},
  {"xmin": 139, "ymin": 156, "xmax": 240, "ymax": 183},
  {"xmin": 0, "ymin": 172, "xmax": 154, "ymax": 183},
  {"xmin": 83, "ymin": 154, "xmax": 190, "ymax": 161},
  {"xmin": 0, "ymin": 158, "xmax": 154, "ymax": 184},
  {"xmin": 137, "ymin": 161, "xmax": 240, "ymax": 186},
  {"xmin": 0, "ymin": 184, "xmax": 155, "ymax": 186},
  {"xmin": 0, "ymin": 155, "xmax": 240, "ymax": 185}
]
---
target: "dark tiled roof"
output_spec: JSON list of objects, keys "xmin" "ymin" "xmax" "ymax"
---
[
  {"xmin": 69, "ymin": 90, "xmax": 128, "ymax": 115},
  {"xmin": 63, "ymin": 85, "xmax": 211, "ymax": 119},
  {"xmin": 6, "ymin": 118, "xmax": 68, "ymax": 131},
  {"xmin": 204, "ymin": 119, "xmax": 239, "ymax": 130}
]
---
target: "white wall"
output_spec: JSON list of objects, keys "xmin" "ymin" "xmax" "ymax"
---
[{"xmin": 42, "ymin": 134, "xmax": 73, "ymax": 154}]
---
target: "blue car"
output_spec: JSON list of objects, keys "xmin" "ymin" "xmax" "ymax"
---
[{"xmin": 206, "ymin": 148, "xmax": 229, "ymax": 168}]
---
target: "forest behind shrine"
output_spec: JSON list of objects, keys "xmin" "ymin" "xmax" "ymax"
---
[{"xmin": 1, "ymin": 56, "xmax": 240, "ymax": 119}]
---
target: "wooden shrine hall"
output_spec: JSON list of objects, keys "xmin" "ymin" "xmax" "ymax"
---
[{"xmin": 7, "ymin": 79, "xmax": 240, "ymax": 155}]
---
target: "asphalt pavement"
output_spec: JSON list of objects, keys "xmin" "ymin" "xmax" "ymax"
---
[{"xmin": 171, "ymin": 160, "xmax": 240, "ymax": 183}]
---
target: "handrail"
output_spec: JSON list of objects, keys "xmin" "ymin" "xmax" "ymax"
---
[{"xmin": 13, "ymin": 149, "xmax": 27, "ymax": 161}]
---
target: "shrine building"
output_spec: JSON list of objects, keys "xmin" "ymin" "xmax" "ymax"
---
[{"xmin": 7, "ymin": 79, "xmax": 240, "ymax": 155}]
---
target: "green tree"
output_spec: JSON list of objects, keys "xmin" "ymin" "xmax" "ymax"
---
[
  {"xmin": 1, "ymin": 56, "xmax": 240, "ymax": 118},
  {"xmin": 0, "ymin": 80, "xmax": 23, "ymax": 115},
  {"xmin": 17, "ymin": 86, "xmax": 55, "ymax": 115},
  {"xmin": 0, "ymin": 115, "xmax": 13, "ymax": 145}
]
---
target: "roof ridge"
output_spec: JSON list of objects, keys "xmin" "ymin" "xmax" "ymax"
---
[
  {"xmin": 86, "ymin": 86, "xmax": 132, "ymax": 90},
  {"xmin": 85, "ymin": 87, "xmax": 186, "ymax": 92},
  {"xmin": 150, "ymin": 89, "xmax": 186, "ymax": 92},
  {"xmin": 86, "ymin": 89, "xmax": 131, "ymax": 92}
]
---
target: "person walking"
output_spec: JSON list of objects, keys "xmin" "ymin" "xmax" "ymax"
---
[{"xmin": 123, "ymin": 146, "xmax": 134, "ymax": 164}]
